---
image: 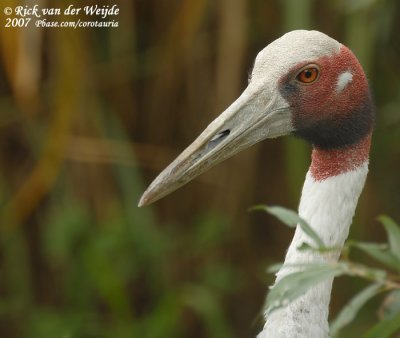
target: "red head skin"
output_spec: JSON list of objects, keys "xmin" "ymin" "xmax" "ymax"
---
[{"xmin": 279, "ymin": 45, "xmax": 374, "ymax": 180}]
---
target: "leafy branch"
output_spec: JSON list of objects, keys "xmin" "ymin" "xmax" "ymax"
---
[{"xmin": 251, "ymin": 206, "xmax": 400, "ymax": 338}]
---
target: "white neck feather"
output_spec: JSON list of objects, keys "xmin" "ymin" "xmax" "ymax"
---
[{"xmin": 258, "ymin": 161, "xmax": 369, "ymax": 338}]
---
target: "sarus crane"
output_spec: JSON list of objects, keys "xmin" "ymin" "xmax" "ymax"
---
[{"xmin": 138, "ymin": 30, "xmax": 374, "ymax": 338}]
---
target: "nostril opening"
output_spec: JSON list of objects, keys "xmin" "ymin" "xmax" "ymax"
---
[
  {"xmin": 210, "ymin": 129, "xmax": 230, "ymax": 141},
  {"xmin": 207, "ymin": 129, "xmax": 231, "ymax": 150}
]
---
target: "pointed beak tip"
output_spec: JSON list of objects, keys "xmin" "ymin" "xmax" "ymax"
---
[
  {"xmin": 137, "ymin": 194, "xmax": 149, "ymax": 208},
  {"xmin": 138, "ymin": 187, "xmax": 161, "ymax": 207}
]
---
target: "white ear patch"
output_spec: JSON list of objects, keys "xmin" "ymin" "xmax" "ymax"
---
[{"xmin": 336, "ymin": 71, "xmax": 353, "ymax": 92}]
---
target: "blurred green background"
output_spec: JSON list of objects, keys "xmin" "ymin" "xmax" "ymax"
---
[{"xmin": 0, "ymin": 0, "xmax": 399, "ymax": 337}]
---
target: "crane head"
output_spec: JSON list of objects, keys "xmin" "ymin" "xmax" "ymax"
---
[{"xmin": 138, "ymin": 30, "xmax": 373, "ymax": 207}]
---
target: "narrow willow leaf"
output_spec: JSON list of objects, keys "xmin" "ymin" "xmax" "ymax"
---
[
  {"xmin": 297, "ymin": 242, "xmax": 340, "ymax": 253},
  {"xmin": 364, "ymin": 311, "xmax": 400, "ymax": 338},
  {"xmin": 378, "ymin": 215, "xmax": 400, "ymax": 262},
  {"xmin": 255, "ymin": 205, "xmax": 325, "ymax": 248},
  {"xmin": 267, "ymin": 263, "xmax": 283, "ymax": 274},
  {"xmin": 352, "ymin": 242, "xmax": 400, "ymax": 271},
  {"xmin": 266, "ymin": 263, "xmax": 344, "ymax": 313},
  {"xmin": 330, "ymin": 283, "xmax": 383, "ymax": 337},
  {"xmin": 297, "ymin": 242, "xmax": 315, "ymax": 251},
  {"xmin": 360, "ymin": 266, "xmax": 387, "ymax": 282},
  {"xmin": 249, "ymin": 205, "xmax": 298, "ymax": 228},
  {"xmin": 379, "ymin": 290, "xmax": 400, "ymax": 320}
]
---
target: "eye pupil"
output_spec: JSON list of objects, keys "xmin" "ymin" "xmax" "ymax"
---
[{"xmin": 305, "ymin": 70, "xmax": 312, "ymax": 78}]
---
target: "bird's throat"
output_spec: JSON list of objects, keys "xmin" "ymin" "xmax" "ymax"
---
[
  {"xmin": 260, "ymin": 140, "xmax": 370, "ymax": 338},
  {"xmin": 310, "ymin": 134, "xmax": 371, "ymax": 181}
]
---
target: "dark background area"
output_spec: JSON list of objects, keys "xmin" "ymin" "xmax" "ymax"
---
[{"xmin": 0, "ymin": 0, "xmax": 400, "ymax": 337}]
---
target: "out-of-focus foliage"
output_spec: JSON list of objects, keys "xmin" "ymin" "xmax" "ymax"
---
[
  {"xmin": 257, "ymin": 206, "xmax": 400, "ymax": 337},
  {"xmin": 0, "ymin": 0, "xmax": 399, "ymax": 337}
]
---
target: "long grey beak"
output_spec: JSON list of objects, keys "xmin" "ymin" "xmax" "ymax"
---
[{"xmin": 138, "ymin": 85, "xmax": 292, "ymax": 207}]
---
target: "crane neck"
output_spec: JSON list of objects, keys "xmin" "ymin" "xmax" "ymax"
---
[{"xmin": 259, "ymin": 135, "xmax": 370, "ymax": 338}]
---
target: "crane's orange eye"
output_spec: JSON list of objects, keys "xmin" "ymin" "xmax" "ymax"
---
[{"xmin": 296, "ymin": 66, "xmax": 319, "ymax": 84}]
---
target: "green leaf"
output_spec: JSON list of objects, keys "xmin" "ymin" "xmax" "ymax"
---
[
  {"xmin": 378, "ymin": 215, "xmax": 400, "ymax": 262},
  {"xmin": 364, "ymin": 311, "xmax": 400, "ymax": 338},
  {"xmin": 297, "ymin": 242, "xmax": 340, "ymax": 253},
  {"xmin": 297, "ymin": 242, "xmax": 315, "ymax": 251},
  {"xmin": 252, "ymin": 205, "xmax": 325, "ymax": 248},
  {"xmin": 356, "ymin": 265, "xmax": 387, "ymax": 282},
  {"xmin": 267, "ymin": 263, "xmax": 283, "ymax": 274},
  {"xmin": 379, "ymin": 290, "xmax": 400, "ymax": 320},
  {"xmin": 351, "ymin": 242, "xmax": 400, "ymax": 271},
  {"xmin": 330, "ymin": 283, "xmax": 383, "ymax": 337},
  {"xmin": 266, "ymin": 263, "xmax": 344, "ymax": 313}
]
